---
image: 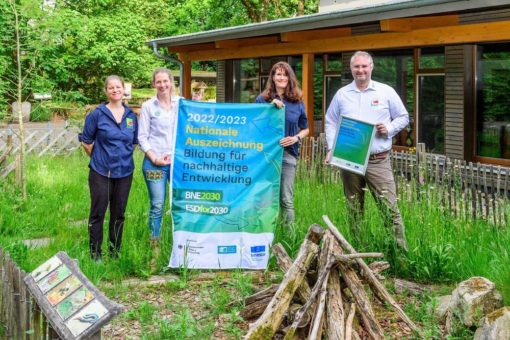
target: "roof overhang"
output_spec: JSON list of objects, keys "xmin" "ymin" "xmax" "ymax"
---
[{"xmin": 148, "ymin": 0, "xmax": 508, "ymax": 48}]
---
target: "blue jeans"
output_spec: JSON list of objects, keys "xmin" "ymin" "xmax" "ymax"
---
[
  {"xmin": 280, "ymin": 150, "xmax": 297, "ymax": 223},
  {"xmin": 142, "ymin": 157, "xmax": 170, "ymax": 239}
]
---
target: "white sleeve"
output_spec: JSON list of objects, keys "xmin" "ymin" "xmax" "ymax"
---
[
  {"xmin": 138, "ymin": 102, "xmax": 152, "ymax": 153},
  {"xmin": 387, "ymin": 88, "xmax": 409, "ymax": 138}
]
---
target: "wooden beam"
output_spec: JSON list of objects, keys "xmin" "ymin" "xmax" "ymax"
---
[
  {"xmin": 215, "ymin": 35, "xmax": 279, "ymax": 49},
  {"xmin": 302, "ymin": 53, "xmax": 314, "ymax": 136},
  {"xmin": 185, "ymin": 20, "xmax": 510, "ymax": 61},
  {"xmin": 179, "ymin": 54, "xmax": 192, "ymax": 99},
  {"xmin": 168, "ymin": 42, "xmax": 216, "ymax": 53},
  {"xmin": 380, "ymin": 14, "xmax": 459, "ymax": 32},
  {"xmin": 281, "ymin": 27, "xmax": 351, "ymax": 42}
]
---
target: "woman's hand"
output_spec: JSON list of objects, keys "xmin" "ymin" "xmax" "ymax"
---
[
  {"xmin": 279, "ymin": 135, "xmax": 299, "ymax": 147},
  {"xmin": 153, "ymin": 155, "xmax": 171, "ymax": 166},
  {"xmin": 271, "ymin": 99, "xmax": 284, "ymax": 109}
]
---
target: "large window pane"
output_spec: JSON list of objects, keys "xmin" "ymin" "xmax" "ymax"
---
[
  {"xmin": 372, "ymin": 51, "xmax": 414, "ymax": 146},
  {"xmin": 417, "ymin": 75, "xmax": 445, "ymax": 153},
  {"xmin": 325, "ymin": 54, "xmax": 342, "ymax": 72},
  {"xmin": 419, "ymin": 47, "xmax": 445, "ymax": 69},
  {"xmin": 476, "ymin": 43, "xmax": 510, "ymax": 159},
  {"xmin": 233, "ymin": 59, "xmax": 259, "ymax": 103},
  {"xmin": 324, "ymin": 76, "xmax": 342, "ymax": 112}
]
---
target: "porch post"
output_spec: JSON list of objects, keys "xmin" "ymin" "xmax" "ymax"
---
[
  {"xmin": 302, "ymin": 53, "xmax": 314, "ymax": 135},
  {"xmin": 179, "ymin": 53, "xmax": 192, "ymax": 99}
]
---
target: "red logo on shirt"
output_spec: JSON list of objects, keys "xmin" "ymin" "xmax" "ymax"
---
[{"xmin": 371, "ymin": 100, "xmax": 379, "ymax": 106}]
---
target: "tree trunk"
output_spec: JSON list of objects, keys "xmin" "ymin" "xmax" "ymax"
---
[
  {"xmin": 297, "ymin": 0, "xmax": 304, "ymax": 16},
  {"xmin": 9, "ymin": 0, "xmax": 27, "ymax": 200}
]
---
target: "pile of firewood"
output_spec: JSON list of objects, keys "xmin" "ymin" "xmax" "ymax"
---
[{"xmin": 241, "ymin": 215, "xmax": 421, "ymax": 339}]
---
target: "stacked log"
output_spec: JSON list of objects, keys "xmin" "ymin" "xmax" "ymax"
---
[{"xmin": 241, "ymin": 217, "xmax": 421, "ymax": 339}]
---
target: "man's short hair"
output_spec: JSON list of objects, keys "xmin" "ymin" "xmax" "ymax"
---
[{"xmin": 350, "ymin": 51, "xmax": 373, "ymax": 66}]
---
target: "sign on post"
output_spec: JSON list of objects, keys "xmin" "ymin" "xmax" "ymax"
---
[{"xmin": 24, "ymin": 252, "xmax": 123, "ymax": 340}]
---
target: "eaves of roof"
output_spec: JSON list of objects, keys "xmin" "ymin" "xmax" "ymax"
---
[{"xmin": 147, "ymin": 0, "xmax": 508, "ymax": 47}]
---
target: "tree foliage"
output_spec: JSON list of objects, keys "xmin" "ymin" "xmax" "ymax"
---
[{"xmin": 0, "ymin": 0, "xmax": 319, "ymax": 110}]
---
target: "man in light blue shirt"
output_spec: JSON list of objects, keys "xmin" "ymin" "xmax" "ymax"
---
[{"xmin": 325, "ymin": 51, "xmax": 409, "ymax": 251}]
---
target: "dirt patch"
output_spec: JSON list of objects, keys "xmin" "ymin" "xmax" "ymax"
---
[{"xmin": 99, "ymin": 274, "xmax": 451, "ymax": 339}]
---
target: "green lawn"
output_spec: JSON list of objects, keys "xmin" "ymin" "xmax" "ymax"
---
[{"xmin": 1, "ymin": 151, "xmax": 509, "ymax": 338}]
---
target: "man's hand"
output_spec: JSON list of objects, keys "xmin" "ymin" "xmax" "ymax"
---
[
  {"xmin": 376, "ymin": 123, "xmax": 388, "ymax": 137},
  {"xmin": 324, "ymin": 150, "xmax": 331, "ymax": 164}
]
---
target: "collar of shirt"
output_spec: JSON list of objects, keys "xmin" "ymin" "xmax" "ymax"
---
[
  {"xmin": 151, "ymin": 95, "xmax": 180, "ymax": 108},
  {"xmin": 347, "ymin": 80, "xmax": 377, "ymax": 93}
]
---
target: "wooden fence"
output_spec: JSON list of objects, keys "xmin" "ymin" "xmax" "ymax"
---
[
  {"xmin": 0, "ymin": 248, "xmax": 60, "ymax": 339},
  {"xmin": 298, "ymin": 136, "xmax": 510, "ymax": 226},
  {"xmin": 0, "ymin": 124, "xmax": 80, "ymax": 179}
]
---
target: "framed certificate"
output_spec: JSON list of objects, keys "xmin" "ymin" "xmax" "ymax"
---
[{"xmin": 330, "ymin": 116, "xmax": 376, "ymax": 175}]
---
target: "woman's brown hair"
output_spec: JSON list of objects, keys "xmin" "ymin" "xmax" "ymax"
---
[{"xmin": 261, "ymin": 61, "xmax": 302, "ymax": 103}]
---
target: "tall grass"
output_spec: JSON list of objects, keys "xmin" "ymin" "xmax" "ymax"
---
[
  {"xmin": 0, "ymin": 150, "xmax": 173, "ymax": 283},
  {"xmin": 292, "ymin": 161, "xmax": 510, "ymax": 302},
  {"xmin": 1, "ymin": 151, "xmax": 509, "ymax": 302}
]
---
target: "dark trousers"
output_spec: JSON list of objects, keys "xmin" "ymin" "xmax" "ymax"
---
[{"xmin": 88, "ymin": 170, "xmax": 133, "ymax": 259}]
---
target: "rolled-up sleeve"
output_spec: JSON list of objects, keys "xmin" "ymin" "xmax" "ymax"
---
[
  {"xmin": 325, "ymin": 92, "xmax": 342, "ymax": 151},
  {"xmin": 79, "ymin": 110, "xmax": 97, "ymax": 144},
  {"xmin": 387, "ymin": 88, "xmax": 409, "ymax": 138},
  {"xmin": 138, "ymin": 102, "xmax": 152, "ymax": 153}
]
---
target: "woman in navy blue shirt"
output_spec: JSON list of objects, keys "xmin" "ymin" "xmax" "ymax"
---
[
  {"xmin": 79, "ymin": 75, "xmax": 138, "ymax": 261},
  {"xmin": 256, "ymin": 62, "xmax": 309, "ymax": 224}
]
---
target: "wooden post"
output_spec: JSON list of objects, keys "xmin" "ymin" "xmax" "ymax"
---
[
  {"xmin": 416, "ymin": 143, "xmax": 426, "ymax": 185},
  {"xmin": 179, "ymin": 53, "xmax": 192, "ymax": 99},
  {"xmin": 302, "ymin": 53, "xmax": 314, "ymax": 135}
]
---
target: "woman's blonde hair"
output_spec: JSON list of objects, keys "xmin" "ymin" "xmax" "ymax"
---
[{"xmin": 104, "ymin": 75, "xmax": 125, "ymax": 90}]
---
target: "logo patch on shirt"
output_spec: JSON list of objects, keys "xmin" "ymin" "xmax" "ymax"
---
[
  {"xmin": 155, "ymin": 111, "xmax": 161, "ymax": 117},
  {"xmin": 126, "ymin": 118, "xmax": 134, "ymax": 128},
  {"xmin": 371, "ymin": 99, "xmax": 380, "ymax": 107}
]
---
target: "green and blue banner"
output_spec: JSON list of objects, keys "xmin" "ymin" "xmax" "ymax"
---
[{"xmin": 169, "ymin": 99, "xmax": 284, "ymax": 269}]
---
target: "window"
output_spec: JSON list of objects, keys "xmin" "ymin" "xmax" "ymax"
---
[
  {"xmin": 372, "ymin": 50, "xmax": 414, "ymax": 147},
  {"xmin": 417, "ymin": 74, "xmax": 445, "ymax": 153},
  {"xmin": 324, "ymin": 75, "xmax": 342, "ymax": 112},
  {"xmin": 233, "ymin": 59, "xmax": 259, "ymax": 103},
  {"xmin": 476, "ymin": 43, "xmax": 510, "ymax": 160},
  {"xmin": 419, "ymin": 47, "xmax": 445, "ymax": 69}
]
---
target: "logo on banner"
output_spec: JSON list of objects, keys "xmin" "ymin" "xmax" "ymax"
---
[
  {"xmin": 250, "ymin": 245, "xmax": 266, "ymax": 258},
  {"xmin": 218, "ymin": 245, "xmax": 237, "ymax": 254}
]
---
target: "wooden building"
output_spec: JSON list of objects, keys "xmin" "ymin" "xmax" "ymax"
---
[{"xmin": 148, "ymin": 0, "xmax": 510, "ymax": 166}]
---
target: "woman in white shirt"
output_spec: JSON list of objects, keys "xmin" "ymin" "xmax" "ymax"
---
[{"xmin": 138, "ymin": 68, "xmax": 179, "ymax": 242}]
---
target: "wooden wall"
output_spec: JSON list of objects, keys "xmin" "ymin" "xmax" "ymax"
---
[
  {"xmin": 216, "ymin": 60, "xmax": 226, "ymax": 103},
  {"xmin": 444, "ymin": 45, "xmax": 466, "ymax": 160}
]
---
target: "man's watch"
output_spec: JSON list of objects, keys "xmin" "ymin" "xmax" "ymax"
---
[{"xmin": 296, "ymin": 135, "xmax": 301, "ymax": 143}]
